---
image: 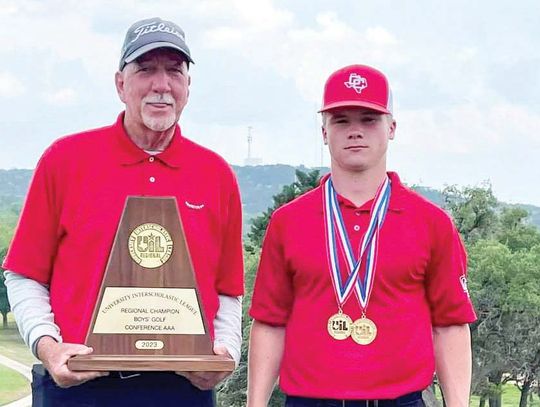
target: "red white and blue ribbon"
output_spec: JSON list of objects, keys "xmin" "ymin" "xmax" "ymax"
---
[{"xmin": 323, "ymin": 176, "xmax": 391, "ymax": 309}]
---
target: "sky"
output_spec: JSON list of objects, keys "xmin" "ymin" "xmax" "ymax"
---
[{"xmin": 0, "ymin": 0, "xmax": 539, "ymax": 205}]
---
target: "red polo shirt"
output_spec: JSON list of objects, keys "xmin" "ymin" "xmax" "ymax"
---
[
  {"xmin": 4, "ymin": 113, "xmax": 244, "ymax": 343},
  {"xmin": 249, "ymin": 172, "xmax": 476, "ymax": 399}
]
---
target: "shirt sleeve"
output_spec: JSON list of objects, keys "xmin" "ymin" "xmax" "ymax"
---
[
  {"xmin": 249, "ymin": 212, "xmax": 294, "ymax": 326},
  {"xmin": 215, "ymin": 168, "xmax": 244, "ymax": 297},
  {"xmin": 213, "ymin": 294, "xmax": 242, "ymax": 366},
  {"xmin": 2, "ymin": 145, "xmax": 62, "ymax": 284},
  {"xmin": 4, "ymin": 270, "xmax": 63, "ymax": 357},
  {"xmin": 425, "ymin": 211, "xmax": 477, "ymax": 326}
]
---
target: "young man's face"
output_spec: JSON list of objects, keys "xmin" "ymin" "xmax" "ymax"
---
[
  {"xmin": 322, "ymin": 107, "xmax": 396, "ymax": 173},
  {"xmin": 115, "ymin": 48, "xmax": 190, "ymax": 134}
]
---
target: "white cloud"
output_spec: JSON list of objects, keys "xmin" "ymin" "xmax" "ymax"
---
[
  {"xmin": 0, "ymin": 3, "xmax": 17, "ymax": 14},
  {"xmin": 0, "ymin": 71, "xmax": 25, "ymax": 97},
  {"xmin": 202, "ymin": 8, "xmax": 404, "ymax": 103},
  {"xmin": 397, "ymin": 102, "xmax": 540, "ymax": 154},
  {"xmin": 44, "ymin": 87, "xmax": 78, "ymax": 106},
  {"xmin": 366, "ymin": 27, "xmax": 398, "ymax": 46},
  {"xmin": 203, "ymin": 26, "xmax": 244, "ymax": 48},
  {"xmin": 1, "ymin": 0, "xmax": 539, "ymax": 207}
]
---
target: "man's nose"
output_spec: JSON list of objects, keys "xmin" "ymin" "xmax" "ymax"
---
[
  {"xmin": 151, "ymin": 70, "xmax": 172, "ymax": 93},
  {"xmin": 347, "ymin": 130, "xmax": 364, "ymax": 139}
]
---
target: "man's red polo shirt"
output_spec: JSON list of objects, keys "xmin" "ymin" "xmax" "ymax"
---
[
  {"xmin": 4, "ymin": 113, "xmax": 244, "ymax": 343},
  {"xmin": 249, "ymin": 172, "xmax": 476, "ymax": 399}
]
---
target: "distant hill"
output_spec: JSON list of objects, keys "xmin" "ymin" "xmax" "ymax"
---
[
  {"xmin": 1, "ymin": 167, "xmax": 539, "ymax": 230},
  {"xmin": 0, "ymin": 169, "xmax": 31, "ymax": 199},
  {"xmin": 231, "ymin": 165, "xmax": 329, "ymax": 218}
]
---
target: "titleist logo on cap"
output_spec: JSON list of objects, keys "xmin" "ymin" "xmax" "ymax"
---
[
  {"xmin": 131, "ymin": 21, "xmax": 185, "ymax": 43},
  {"xmin": 119, "ymin": 17, "xmax": 194, "ymax": 70}
]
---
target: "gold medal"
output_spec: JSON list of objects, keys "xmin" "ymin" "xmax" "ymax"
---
[
  {"xmin": 327, "ymin": 311, "xmax": 352, "ymax": 340},
  {"xmin": 351, "ymin": 316, "xmax": 377, "ymax": 345}
]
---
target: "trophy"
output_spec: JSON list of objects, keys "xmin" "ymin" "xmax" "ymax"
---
[{"xmin": 68, "ymin": 196, "xmax": 234, "ymax": 372}]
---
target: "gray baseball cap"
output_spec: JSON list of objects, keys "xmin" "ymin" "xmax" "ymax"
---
[{"xmin": 119, "ymin": 17, "xmax": 194, "ymax": 70}]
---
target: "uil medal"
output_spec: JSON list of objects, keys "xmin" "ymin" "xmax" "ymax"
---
[
  {"xmin": 327, "ymin": 311, "xmax": 352, "ymax": 340},
  {"xmin": 323, "ymin": 176, "xmax": 390, "ymax": 346},
  {"xmin": 351, "ymin": 317, "xmax": 377, "ymax": 345},
  {"xmin": 128, "ymin": 223, "xmax": 173, "ymax": 268}
]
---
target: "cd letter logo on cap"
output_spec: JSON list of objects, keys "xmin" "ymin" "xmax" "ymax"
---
[{"xmin": 344, "ymin": 73, "xmax": 368, "ymax": 94}]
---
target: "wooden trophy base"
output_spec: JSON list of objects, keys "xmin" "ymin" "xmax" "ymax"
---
[{"xmin": 68, "ymin": 354, "xmax": 235, "ymax": 372}]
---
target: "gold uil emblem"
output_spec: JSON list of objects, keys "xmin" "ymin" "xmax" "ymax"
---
[{"xmin": 128, "ymin": 223, "xmax": 173, "ymax": 268}]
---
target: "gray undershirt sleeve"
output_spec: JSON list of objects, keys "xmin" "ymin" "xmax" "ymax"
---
[
  {"xmin": 5, "ymin": 270, "xmax": 242, "ymax": 365},
  {"xmin": 214, "ymin": 295, "xmax": 243, "ymax": 366},
  {"xmin": 4, "ymin": 270, "xmax": 62, "ymax": 358}
]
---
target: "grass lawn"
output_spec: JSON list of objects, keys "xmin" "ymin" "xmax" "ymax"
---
[
  {"xmin": 479, "ymin": 384, "xmax": 540, "ymax": 406},
  {"xmin": 0, "ymin": 314, "xmax": 37, "ymax": 366},
  {"xmin": 0, "ymin": 314, "xmax": 33, "ymax": 405},
  {"xmin": 2, "ymin": 312, "xmax": 540, "ymax": 406},
  {"xmin": 0, "ymin": 364, "xmax": 29, "ymax": 406},
  {"xmin": 436, "ymin": 383, "xmax": 540, "ymax": 406}
]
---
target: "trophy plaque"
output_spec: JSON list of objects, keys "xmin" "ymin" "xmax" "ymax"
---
[{"xmin": 68, "ymin": 196, "xmax": 234, "ymax": 372}]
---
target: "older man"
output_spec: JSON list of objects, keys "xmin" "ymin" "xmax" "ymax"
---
[{"xmin": 4, "ymin": 17, "xmax": 243, "ymax": 407}]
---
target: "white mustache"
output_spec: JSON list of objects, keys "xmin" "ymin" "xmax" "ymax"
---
[{"xmin": 143, "ymin": 94, "xmax": 175, "ymax": 104}]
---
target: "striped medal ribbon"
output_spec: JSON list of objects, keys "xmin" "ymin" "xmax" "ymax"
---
[{"xmin": 324, "ymin": 175, "xmax": 391, "ymax": 345}]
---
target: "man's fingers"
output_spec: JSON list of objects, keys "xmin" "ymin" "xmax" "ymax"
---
[
  {"xmin": 55, "ymin": 370, "xmax": 109, "ymax": 388},
  {"xmin": 175, "ymin": 371, "xmax": 191, "ymax": 380},
  {"xmin": 213, "ymin": 345, "xmax": 230, "ymax": 357},
  {"xmin": 63, "ymin": 344, "xmax": 94, "ymax": 358},
  {"xmin": 175, "ymin": 370, "xmax": 229, "ymax": 390}
]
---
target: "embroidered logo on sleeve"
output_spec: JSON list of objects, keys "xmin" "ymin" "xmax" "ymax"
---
[
  {"xmin": 185, "ymin": 201, "xmax": 205, "ymax": 210},
  {"xmin": 459, "ymin": 275, "xmax": 469, "ymax": 297}
]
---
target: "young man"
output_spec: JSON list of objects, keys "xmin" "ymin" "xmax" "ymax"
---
[
  {"xmin": 4, "ymin": 18, "xmax": 243, "ymax": 406},
  {"xmin": 248, "ymin": 65, "xmax": 476, "ymax": 407}
]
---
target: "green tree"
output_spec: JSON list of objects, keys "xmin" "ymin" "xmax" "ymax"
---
[
  {"xmin": 217, "ymin": 251, "xmax": 259, "ymax": 407},
  {"xmin": 246, "ymin": 169, "xmax": 321, "ymax": 249},
  {"xmin": 443, "ymin": 184, "xmax": 540, "ymax": 406},
  {"xmin": 0, "ymin": 246, "xmax": 10, "ymax": 329},
  {"xmin": 467, "ymin": 229, "xmax": 540, "ymax": 406},
  {"xmin": 218, "ymin": 169, "xmax": 321, "ymax": 407},
  {"xmin": 468, "ymin": 241, "xmax": 516, "ymax": 407},
  {"xmin": 505, "ymin": 245, "xmax": 540, "ymax": 407},
  {"xmin": 443, "ymin": 183, "xmax": 498, "ymax": 244},
  {"xmin": 497, "ymin": 207, "xmax": 540, "ymax": 252}
]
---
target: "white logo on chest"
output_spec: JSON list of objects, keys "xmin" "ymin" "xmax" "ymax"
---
[{"xmin": 185, "ymin": 201, "xmax": 205, "ymax": 210}]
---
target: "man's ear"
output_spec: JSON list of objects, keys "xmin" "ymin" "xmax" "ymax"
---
[
  {"xmin": 388, "ymin": 118, "xmax": 396, "ymax": 141},
  {"xmin": 115, "ymin": 71, "xmax": 126, "ymax": 103},
  {"xmin": 322, "ymin": 126, "xmax": 328, "ymax": 145}
]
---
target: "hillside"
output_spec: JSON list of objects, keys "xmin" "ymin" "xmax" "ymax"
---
[{"xmin": 1, "ymin": 167, "xmax": 539, "ymax": 230}]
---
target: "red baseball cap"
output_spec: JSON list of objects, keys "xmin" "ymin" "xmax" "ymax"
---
[{"xmin": 319, "ymin": 64, "xmax": 393, "ymax": 114}]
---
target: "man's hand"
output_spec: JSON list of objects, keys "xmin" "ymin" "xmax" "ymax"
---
[
  {"xmin": 176, "ymin": 345, "xmax": 233, "ymax": 390},
  {"xmin": 37, "ymin": 336, "xmax": 109, "ymax": 388}
]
